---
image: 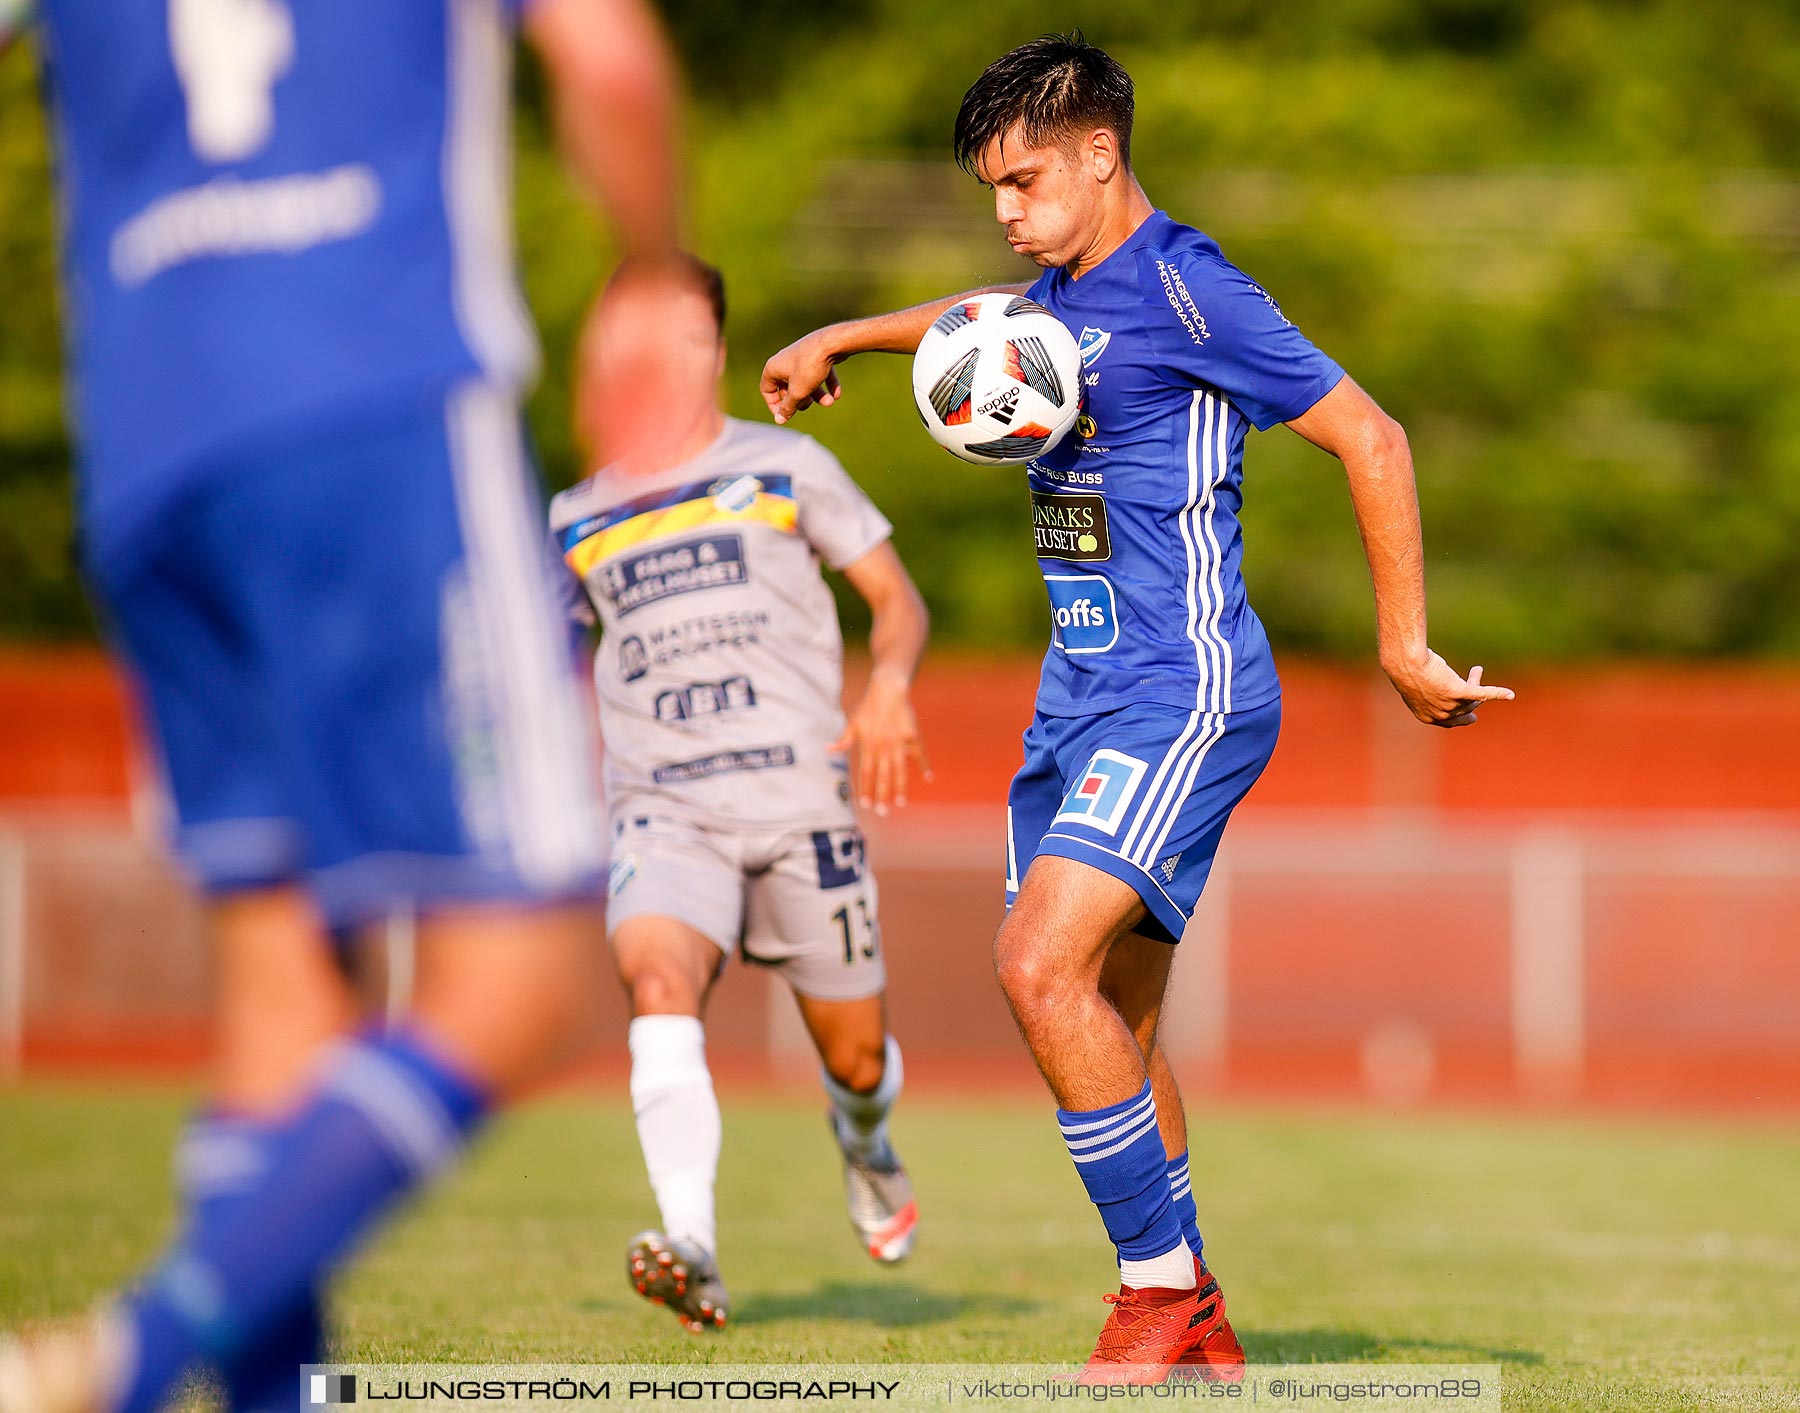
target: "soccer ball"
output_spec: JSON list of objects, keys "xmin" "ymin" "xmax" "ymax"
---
[{"xmin": 910, "ymin": 293, "xmax": 1082, "ymax": 466}]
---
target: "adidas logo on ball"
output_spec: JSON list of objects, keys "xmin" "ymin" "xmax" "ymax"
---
[{"xmin": 911, "ymin": 292, "xmax": 1083, "ymax": 466}]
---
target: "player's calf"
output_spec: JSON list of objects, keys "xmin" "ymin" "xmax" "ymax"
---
[
  {"xmin": 1059, "ymin": 1079, "xmax": 1196, "ymax": 1291},
  {"xmin": 992, "ymin": 869, "xmax": 1156, "ymax": 1109},
  {"xmin": 628, "ymin": 1014, "xmax": 722, "ymax": 1261},
  {"xmin": 820, "ymin": 1035, "xmax": 918, "ymax": 1263}
]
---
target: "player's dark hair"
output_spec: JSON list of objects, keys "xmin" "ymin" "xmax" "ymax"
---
[
  {"xmin": 609, "ymin": 251, "xmax": 727, "ymax": 337},
  {"xmin": 953, "ymin": 32, "xmax": 1134, "ymax": 176}
]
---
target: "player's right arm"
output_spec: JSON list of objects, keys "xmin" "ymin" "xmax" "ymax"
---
[
  {"xmin": 760, "ymin": 284, "xmax": 1031, "ymax": 425},
  {"xmin": 524, "ymin": 0, "xmax": 681, "ymax": 257}
]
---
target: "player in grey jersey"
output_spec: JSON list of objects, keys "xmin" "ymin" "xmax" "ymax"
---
[{"xmin": 550, "ymin": 255, "xmax": 931, "ymax": 1333}]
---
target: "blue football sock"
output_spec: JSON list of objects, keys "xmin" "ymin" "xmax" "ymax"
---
[
  {"xmin": 173, "ymin": 1111, "xmax": 327, "ymax": 1412},
  {"xmin": 1057, "ymin": 1081, "xmax": 1189, "ymax": 1268},
  {"xmin": 114, "ymin": 1032, "xmax": 488, "ymax": 1413},
  {"xmin": 1166, "ymin": 1151, "xmax": 1205, "ymax": 1268}
]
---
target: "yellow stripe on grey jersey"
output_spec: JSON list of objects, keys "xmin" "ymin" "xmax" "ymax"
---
[{"xmin": 549, "ymin": 417, "xmax": 892, "ymax": 830}]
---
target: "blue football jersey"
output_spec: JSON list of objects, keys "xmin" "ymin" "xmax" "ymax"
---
[
  {"xmin": 1024, "ymin": 211, "xmax": 1344, "ymax": 717},
  {"xmin": 34, "ymin": 0, "xmax": 537, "ymax": 568}
]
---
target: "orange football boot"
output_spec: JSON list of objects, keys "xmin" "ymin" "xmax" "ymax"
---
[
  {"xmin": 1076, "ymin": 1278, "xmax": 1226, "ymax": 1385},
  {"xmin": 1168, "ymin": 1263, "xmax": 1245, "ymax": 1382}
]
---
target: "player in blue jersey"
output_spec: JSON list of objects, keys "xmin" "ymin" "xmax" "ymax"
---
[
  {"xmin": 762, "ymin": 34, "xmax": 1514, "ymax": 1383},
  {"xmin": 0, "ymin": 2, "xmax": 681, "ymax": 1409}
]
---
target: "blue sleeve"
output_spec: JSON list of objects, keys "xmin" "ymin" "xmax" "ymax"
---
[{"xmin": 1142, "ymin": 250, "xmax": 1344, "ymax": 430}]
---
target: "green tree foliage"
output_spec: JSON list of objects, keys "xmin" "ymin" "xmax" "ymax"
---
[
  {"xmin": 0, "ymin": 53, "xmax": 86, "ymax": 637},
  {"xmin": 2, "ymin": 1, "xmax": 1798, "ymax": 661}
]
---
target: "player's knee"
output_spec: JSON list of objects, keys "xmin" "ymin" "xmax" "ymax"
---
[
  {"xmin": 821, "ymin": 1034, "xmax": 886, "ymax": 1093},
  {"xmin": 621, "ymin": 956, "xmax": 703, "ymax": 1017},
  {"xmin": 993, "ymin": 932, "xmax": 1063, "ymax": 1016}
]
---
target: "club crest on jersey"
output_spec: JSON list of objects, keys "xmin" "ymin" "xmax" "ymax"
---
[
  {"xmin": 709, "ymin": 475, "xmax": 763, "ymax": 513},
  {"xmin": 1054, "ymin": 749, "xmax": 1148, "ymax": 836},
  {"xmin": 608, "ymin": 853, "xmax": 639, "ymax": 899},
  {"xmin": 1078, "ymin": 326, "xmax": 1112, "ymax": 369}
]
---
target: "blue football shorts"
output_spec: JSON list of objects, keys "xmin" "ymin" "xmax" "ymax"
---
[
  {"xmin": 1005, "ymin": 697, "xmax": 1280, "ymax": 944},
  {"xmin": 90, "ymin": 381, "xmax": 604, "ymax": 928}
]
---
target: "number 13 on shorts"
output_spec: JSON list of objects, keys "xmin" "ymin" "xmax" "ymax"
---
[
  {"xmin": 831, "ymin": 895, "xmax": 878, "ymax": 965},
  {"xmin": 814, "ymin": 827, "xmax": 879, "ymax": 964}
]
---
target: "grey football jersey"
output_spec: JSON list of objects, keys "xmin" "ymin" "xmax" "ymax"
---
[{"xmin": 549, "ymin": 417, "xmax": 892, "ymax": 828}]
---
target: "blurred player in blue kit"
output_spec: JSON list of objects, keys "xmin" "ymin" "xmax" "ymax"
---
[
  {"xmin": 553, "ymin": 256, "xmax": 931, "ymax": 1332},
  {"xmin": 0, "ymin": 0, "xmax": 683, "ymax": 1407},
  {"xmin": 762, "ymin": 34, "xmax": 1514, "ymax": 1383}
]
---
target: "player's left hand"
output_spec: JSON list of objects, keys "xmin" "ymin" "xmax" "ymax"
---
[
  {"xmin": 832, "ymin": 674, "xmax": 931, "ymax": 816},
  {"xmin": 1384, "ymin": 652, "xmax": 1514, "ymax": 728}
]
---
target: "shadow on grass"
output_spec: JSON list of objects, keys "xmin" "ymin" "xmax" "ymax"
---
[
  {"xmin": 729, "ymin": 1282, "xmax": 1038, "ymax": 1329},
  {"xmin": 1247, "ymin": 1329, "xmax": 1543, "ymax": 1366}
]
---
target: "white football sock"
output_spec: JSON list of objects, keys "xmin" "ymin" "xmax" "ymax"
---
[
  {"xmin": 1119, "ymin": 1240, "xmax": 1198, "ymax": 1292},
  {"xmin": 628, "ymin": 1015, "xmax": 720, "ymax": 1257},
  {"xmin": 821, "ymin": 1033, "xmax": 903, "ymax": 1162}
]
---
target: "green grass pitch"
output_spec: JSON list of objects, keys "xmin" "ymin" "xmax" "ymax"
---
[{"xmin": 3, "ymin": 1083, "xmax": 1798, "ymax": 1410}]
